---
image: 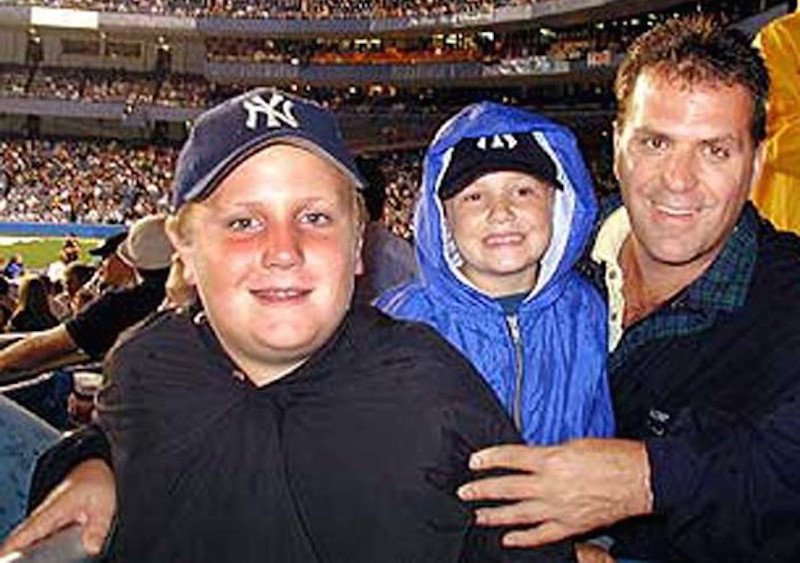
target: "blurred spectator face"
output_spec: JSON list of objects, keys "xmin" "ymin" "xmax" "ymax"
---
[
  {"xmin": 169, "ymin": 145, "xmax": 364, "ymax": 380},
  {"xmin": 17, "ymin": 275, "xmax": 51, "ymax": 313},
  {"xmin": 100, "ymin": 253, "xmax": 135, "ymax": 288},
  {"xmin": 64, "ymin": 263, "xmax": 96, "ymax": 297},
  {"xmin": 443, "ymin": 171, "xmax": 554, "ymax": 297}
]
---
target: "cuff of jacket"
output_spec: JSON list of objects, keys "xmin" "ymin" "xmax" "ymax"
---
[
  {"xmin": 27, "ymin": 424, "xmax": 112, "ymax": 514},
  {"xmin": 644, "ymin": 436, "xmax": 699, "ymax": 515}
]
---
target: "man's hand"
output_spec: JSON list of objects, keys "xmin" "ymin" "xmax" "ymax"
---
[
  {"xmin": 457, "ymin": 438, "xmax": 653, "ymax": 547},
  {"xmin": 0, "ymin": 459, "xmax": 116, "ymax": 556}
]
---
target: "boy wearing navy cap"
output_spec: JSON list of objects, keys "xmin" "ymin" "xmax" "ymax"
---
[{"xmin": 6, "ymin": 89, "xmax": 573, "ymax": 562}]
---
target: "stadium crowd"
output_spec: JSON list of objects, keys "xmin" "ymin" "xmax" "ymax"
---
[
  {"xmin": 0, "ymin": 139, "xmax": 175, "ymax": 224},
  {"xmin": 0, "ymin": 67, "xmax": 209, "ymax": 108},
  {"xmin": 0, "ymin": 138, "xmax": 424, "ymax": 237},
  {"xmin": 9, "ymin": 0, "xmax": 526, "ymax": 19}
]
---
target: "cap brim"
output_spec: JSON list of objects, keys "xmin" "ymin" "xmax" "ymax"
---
[
  {"xmin": 89, "ymin": 232, "xmax": 127, "ymax": 257},
  {"xmin": 88, "ymin": 248, "xmax": 111, "ymax": 257},
  {"xmin": 178, "ymin": 132, "xmax": 365, "ymax": 208},
  {"xmin": 441, "ymin": 160, "xmax": 561, "ymax": 200}
]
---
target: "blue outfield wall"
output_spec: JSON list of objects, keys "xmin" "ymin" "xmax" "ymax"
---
[{"xmin": 0, "ymin": 222, "xmax": 125, "ymax": 239}]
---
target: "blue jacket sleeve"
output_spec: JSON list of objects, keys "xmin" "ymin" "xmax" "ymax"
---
[{"xmin": 584, "ymin": 366, "xmax": 615, "ymax": 438}]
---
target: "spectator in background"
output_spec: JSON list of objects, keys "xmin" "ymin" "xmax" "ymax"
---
[
  {"xmin": 3, "ymin": 255, "xmax": 24, "ymax": 280},
  {"xmin": 353, "ymin": 156, "xmax": 417, "ymax": 303},
  {"xmin": 45, "ymin": 237, "xmax": 82, "ymax": 287},
  {"xmin": 5, "ymin": 276, "xmax": 58, "ymax": 334},
  {"xmin": 86, "ymin": 231, "xmax": 131, "ymax": 293},
  {"xmin": 0, "ymin": 277, "xmax": 16, "ymax": 329},
  {"xmin": 0, "ymin": 215, "xmax": 172, "ymax": 381},
  {"xmin": 4, "ymin": 275, "xmax": 62, "ymax": 427},
  {"xmin": 50, "ymin": 263, "xmax": 96, "ymax": 321},
  {"xmin": 750, "ymin": 1, "xmax": 800, "ymax": 233}
]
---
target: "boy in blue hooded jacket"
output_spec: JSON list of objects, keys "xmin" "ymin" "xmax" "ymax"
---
[{"xmin": 377, "ymin": 102, "xmax": 613, "ymax": 444}]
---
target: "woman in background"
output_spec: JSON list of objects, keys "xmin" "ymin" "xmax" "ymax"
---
[{"xmin": 6, "ymin": 275, "xmax": 58, "ymax": 333}]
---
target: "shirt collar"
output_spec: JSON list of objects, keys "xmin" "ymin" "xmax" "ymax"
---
[
  {"xmin": 591, "ymin": 202, "xmax": 759, "ymax": 314},
  {"xmin": 591, "ymin": 205, "xmax": 631, "ymax": 268}
]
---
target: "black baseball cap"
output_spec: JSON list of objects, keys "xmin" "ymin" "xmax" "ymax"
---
[
  {"xmin": 171, "ymin": 87, "xmax": 365, "ymax": 211},
  {"xmin": 439, "ymin": 133, "xmax": 563, "ymax": 200},
  {"xmin": 89, "ymin": 231, "xmax": 127, "ymax": 259}
]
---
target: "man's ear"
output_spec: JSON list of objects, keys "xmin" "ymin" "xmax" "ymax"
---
[
  {"xmin": 749, "ymin": 141, "xmax": 766, "ymax": 192},
  {"xmin": 612, "ymin": 119, "xmax": 623, "ymax": 182}
]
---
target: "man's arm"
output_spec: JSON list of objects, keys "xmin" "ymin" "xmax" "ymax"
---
[
  {"xmin": 457, "ymin": 439, "xmax": 653, "ymax": 547},
  {"xmin": 0, "ymin": 459, "xmax": 115, "ymax": 557},
  {"xmin": 0, "ymin": 325, "xmax": 86, "ymax": 384},
  {"xmin": 0, "ymin": 423, "xmax": 116, "ymax": 556},
  {"xmin": 459, "ymin": 387, "xmax": 800, "ymax": 561}
]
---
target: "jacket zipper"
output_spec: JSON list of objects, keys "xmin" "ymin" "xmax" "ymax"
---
[{"xmin": 505, "ymin": 314, "xmax": 524, "ymax": 432}]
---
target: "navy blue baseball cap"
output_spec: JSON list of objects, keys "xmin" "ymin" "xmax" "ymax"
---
[
  {"xmin": 439, "ymin": 133, "xmax": 563, "ymax": 200},
  {"xmin": 171, "ymin": 87, "xmax": 365, "ymax": 210}
]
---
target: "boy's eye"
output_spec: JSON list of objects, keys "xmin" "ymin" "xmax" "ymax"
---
[
  {"xmin": 300, "ymin": 212, "xmax": 331, "ymax": 226},
  {"xmin": 640, "ymin": 136, "xmax": 668, "ymax": 152},
  {"xmin": 227, "ymin": 217, "xmax": 262, "ymax": 232}
]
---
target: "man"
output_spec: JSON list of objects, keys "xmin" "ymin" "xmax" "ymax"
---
[
  {"xmin": 456, "ymin": 15, "xmax": 800, "ymax": 562},
  {"xmin": 750, "ymin": 1, "xmax": 800, "ymax": 234},
  {"xmin": 86, "ymin": 231, "xmax": 131, "ymax": 292},
  {"xmin": 2, "ymin": 88, "xmax": 572, "ymax": 562},
  {"xmin": 0, "ymin": 215, "xmax": 171, "ymax": 383},
  {"xmin": 377, "ymin": 102, "xmax": 612, "ymax": 445}
]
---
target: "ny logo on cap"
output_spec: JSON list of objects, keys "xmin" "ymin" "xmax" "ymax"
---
[
  {"xmin": 476, "ymin": 134, "xmax": 518, "ymax": 151},
  {"xmin": 242, "ymin": 92, "xmax": 299, "ymax": 130}
]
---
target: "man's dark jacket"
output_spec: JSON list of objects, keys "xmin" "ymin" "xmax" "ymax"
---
[{"xmin": 579, "ymin": 203, "xmax": 800, "ymax": 562}]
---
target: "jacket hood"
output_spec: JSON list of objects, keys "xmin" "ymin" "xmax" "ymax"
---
[{"xmin": 413, "ymin": 101, "xmax": 598, "ymax": 312}]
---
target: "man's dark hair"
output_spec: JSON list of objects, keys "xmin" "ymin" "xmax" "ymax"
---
[
  {"xmin": 615, "ymin": 15, "xmax": 769, "ymax": 143},
  {"xmin": 355, "ymin": 156, "xmax": 387, "ymax": 222}
]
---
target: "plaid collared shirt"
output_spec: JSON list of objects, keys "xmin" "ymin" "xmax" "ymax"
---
[{"xmin": 578, "ymin": 198, "xmax": 759, "ymax": 374}]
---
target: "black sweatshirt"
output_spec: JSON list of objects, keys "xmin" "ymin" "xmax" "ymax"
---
[{"xmin": 85, "ymin": 304, "xmax": 573, "ymax": 562}]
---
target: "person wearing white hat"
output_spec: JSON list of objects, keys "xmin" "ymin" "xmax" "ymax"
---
[{"xmin": 0, "ymin": 214, "xmax": 173, "ymax": 382}]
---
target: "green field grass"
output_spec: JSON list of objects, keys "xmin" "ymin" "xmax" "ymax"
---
[{"xmin": 0, "ymin": 238, "xmax": 102, "ymax": 271}]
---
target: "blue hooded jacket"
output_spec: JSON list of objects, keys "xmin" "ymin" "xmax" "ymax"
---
[{"xmin": 376, "ymin": 102, "xmax": 614, "ymax": 444}]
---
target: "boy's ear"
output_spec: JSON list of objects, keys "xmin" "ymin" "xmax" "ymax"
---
[
  {"xmin": 354, "ymin": 222, "xmax": 365, "ymax": 277},
  {"xmin": 164, "ymin": 215, "xmax": 198, "ymax": 287}
]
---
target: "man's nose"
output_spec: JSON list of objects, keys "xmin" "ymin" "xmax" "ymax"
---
[{"xmin": 662, "ymin": 148, "xmax": 699, "ymax": 193}]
